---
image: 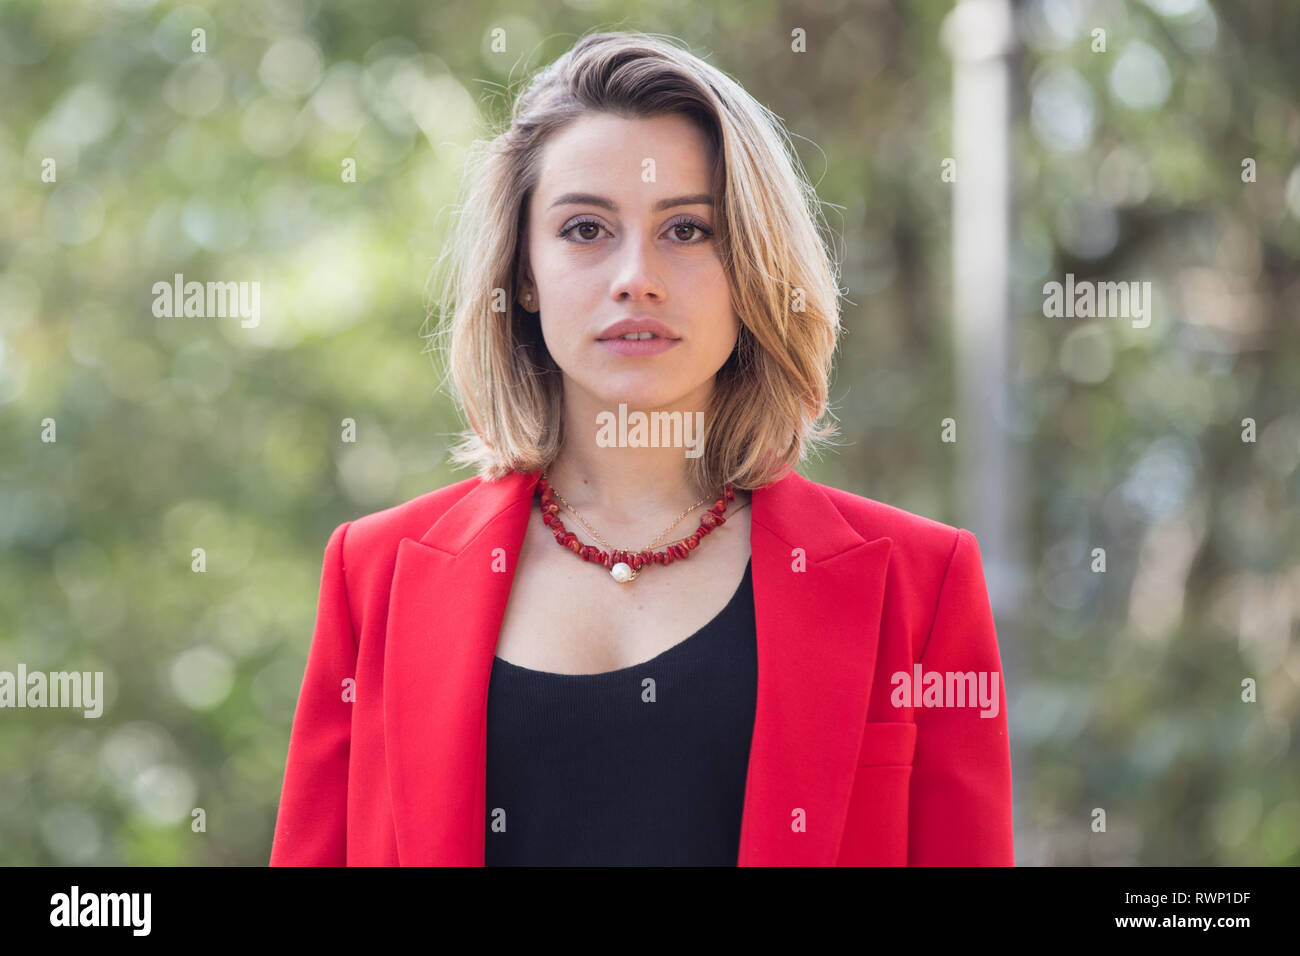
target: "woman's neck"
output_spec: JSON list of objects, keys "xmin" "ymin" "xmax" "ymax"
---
[
  {"xmin": 546, "ymin": 383, "xmax": 722, "ymax": 524},
  {"xmin": 543, "ymin": 446, "xmax": 707, "ymax": 524}
]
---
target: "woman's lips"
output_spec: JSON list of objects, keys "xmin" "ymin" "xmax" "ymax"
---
[{"xmin": 597, "ymin": 335, "xmax": 681, "ymax": 357}]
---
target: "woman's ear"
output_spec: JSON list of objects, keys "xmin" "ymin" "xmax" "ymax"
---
[
  {"xmin": 516, "ymin": 255, "xmax": 538, "ymax": 312},
  {"xmin": 516, "ymin": 210, "xmax": 540, "ymax": 312}
]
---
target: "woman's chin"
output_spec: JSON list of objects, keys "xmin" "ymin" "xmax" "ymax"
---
[{"xmin": 586, "ymin": 388, "xmax": 702, "ymax": 414}]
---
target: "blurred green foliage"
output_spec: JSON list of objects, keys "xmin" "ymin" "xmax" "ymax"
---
[{"xmin": 0, "ymin": 0, "xmax": 1296, "ymax": 865}]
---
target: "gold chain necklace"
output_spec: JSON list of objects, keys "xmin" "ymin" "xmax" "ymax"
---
[
  {"xmin": 537, "ymin": 472, "xmax": 747, "ymax": 583},
  {"xmin": 545, "ymin": 477, "xmax": 710, "ymax": 553}
]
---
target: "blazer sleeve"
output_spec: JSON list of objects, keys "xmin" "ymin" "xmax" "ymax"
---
[
  {"xmin": 269, "ymin": 521, "xmax": 357, "ymax": 866},
  {"xmin": 907, "ymin": 528, "xmax": 1014, "ymax": 865}
]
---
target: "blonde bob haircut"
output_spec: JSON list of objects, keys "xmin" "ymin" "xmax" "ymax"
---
[{"xmin": 431, "ymin": 30, "xmax": 842, "ymax": 496}]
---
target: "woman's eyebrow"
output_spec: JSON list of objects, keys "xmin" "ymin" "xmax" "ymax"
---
[{"xmin": 547, "ymin": 192, "xmax": 714, "ymax": 212}]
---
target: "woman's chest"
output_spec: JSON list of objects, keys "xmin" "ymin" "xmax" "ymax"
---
[{"xmin": 494, "ymin": 518, "xmax": 752, "ymax": 674}]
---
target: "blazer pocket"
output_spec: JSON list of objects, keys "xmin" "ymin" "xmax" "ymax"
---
[{"xmin": 856, "ymin": 720, "xmax": 917, "ymax": 767}]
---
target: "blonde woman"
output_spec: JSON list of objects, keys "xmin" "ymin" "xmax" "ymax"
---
[{"xmin": 270, "ymin": 31, "xmax": 1013, "ymax": 867}]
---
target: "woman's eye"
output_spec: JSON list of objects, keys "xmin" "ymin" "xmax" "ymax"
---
[
  {"xmin": 558, "ymin": 218, "xmax": 713, "ymax": 244},
  {"xmin": 558, "ymin": 219, "xmax": 606, "ymax": 242}
]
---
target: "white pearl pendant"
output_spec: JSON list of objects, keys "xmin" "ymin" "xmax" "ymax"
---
[{"xmin": 610, "ymin": 562, "xmax": 636, "ymax": 583}]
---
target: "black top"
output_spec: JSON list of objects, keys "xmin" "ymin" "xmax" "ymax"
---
[{"xmin": 485, "ymin": 558, "xmax": 757, "ymax": 866}]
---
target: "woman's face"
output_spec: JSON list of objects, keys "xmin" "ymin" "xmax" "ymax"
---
[{"xmin": 522, "ymin": 111, "xmax": 739, "ymax": 413}]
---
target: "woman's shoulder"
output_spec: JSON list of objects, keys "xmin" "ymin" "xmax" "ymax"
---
[
  {"xmin": 322, "ymin": 474, "xmax": 491, "ymax": 578},
  {"xmin": 338, "ymin": 474, "xmax": 486, "ymax": 544},
  {"xmin": 792, "ymin": 479, "xmax": 991, "ymax": 627},
  {"xmin": 797, "ymin": 476, "xmax": 975, "ymax": 575}
]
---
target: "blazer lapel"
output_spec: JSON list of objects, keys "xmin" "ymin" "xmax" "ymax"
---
[
  {"xmin": 740, "ymin": 470, "xmax": 893, "ymax": 865},
  {"xmin": 384, "ymin": 467, "xmax": 892, "ymax": 866},
  {"xmin": 385, "ymin": 468, "xmax": 536, "ymax": 866}
]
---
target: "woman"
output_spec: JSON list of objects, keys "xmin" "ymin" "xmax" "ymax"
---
[{"xmin": 270, "ymin": 31, "xmax": 1013, "ymax": 866}]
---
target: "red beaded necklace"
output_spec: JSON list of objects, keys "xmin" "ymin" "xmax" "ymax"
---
[{"xmin": 537, "ymin": 473, "xmax": 741, "ymax": 583}]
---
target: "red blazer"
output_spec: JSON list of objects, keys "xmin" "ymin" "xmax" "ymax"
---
[{"xmin": 270, "ymin": 467, "xmax": 1014, "ymax": 866}]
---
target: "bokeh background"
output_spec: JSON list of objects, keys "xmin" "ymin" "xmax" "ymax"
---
[{"xmin": 1, "ymin": 0, "xmax": 1297, "ymax": 865}]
